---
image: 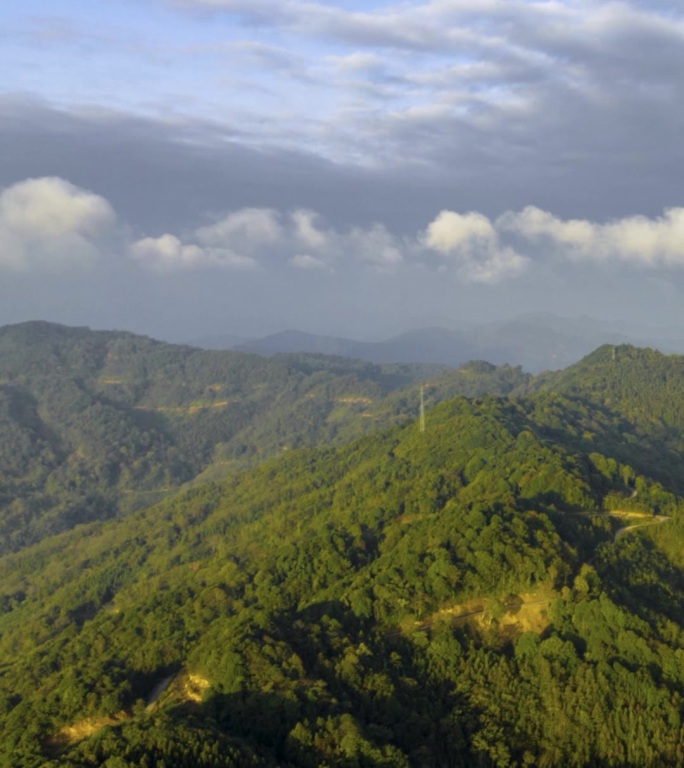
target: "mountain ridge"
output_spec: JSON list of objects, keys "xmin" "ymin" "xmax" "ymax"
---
[
  {"xmin": 1, "ymin": 347, "xmax": 683, "ymax": 765},
  {"xmin": 2, "ymin": 323, "xmax": 684, "ymax": 765},
  {"xmin": 216, "ymin": 313, "xmax": 684, "ymax": 372},
  {"xmin": 0, "ymin": 321, "xmax": 527, "ymax": 554}
]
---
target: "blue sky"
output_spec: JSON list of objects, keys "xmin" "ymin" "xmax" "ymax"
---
[{"xmin": 1, "ymin": 0, "xmax": 684, "ymax": 341}]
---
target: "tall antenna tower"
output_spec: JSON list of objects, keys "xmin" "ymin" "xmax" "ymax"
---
[{"xmin": 419, "ymin": 384, "xmax": 426, "ymax": 433}]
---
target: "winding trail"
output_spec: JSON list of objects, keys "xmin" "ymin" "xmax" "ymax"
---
[
  {"xmin": 579, "ymin": 510, "xmax": 672, "ymax": 541},
  {"xmin": 563, "ymin": 509, "xmax": 672, "ymax": 540},
  {"xmin": 614, "ymin": 515, "xmax": 670, "ymax": 540}
]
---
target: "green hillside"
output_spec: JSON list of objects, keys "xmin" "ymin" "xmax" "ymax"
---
[
  {"xmin": 0, "ymin": 322, "xmax": 530, "ymax": 554},
  {"xmin": 524, "ymin": 344, "xmax": 684, "ymax": 491},
  {"xmin": 0, "ymin": 343, "xmax": 683, "ymax": 767}
]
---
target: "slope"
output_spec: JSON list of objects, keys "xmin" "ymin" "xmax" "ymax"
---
[
  {"xmin": 0, "ymin": 378, "xmax": 683, "ymax": 766},
  {"xmin": 0, "ymin": 322, "xmax": 532, "ymax": 553},
  {"xmin": 523, "ymin": 343, "xmax": 684, "ymax": 492}
]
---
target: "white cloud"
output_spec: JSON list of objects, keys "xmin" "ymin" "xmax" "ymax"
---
[
  {"xmin": 131, "ymin": 207, "xmax": 283, "ymax": 271},
  {"xmin": 0, "ymin": 177, "xmax": 115, "ymax": 271},
  {"xmin": 0, "ymin": 176, "xmax": 113, "ymax": 238},
  {"xmin": 422, "ymin": 205, "xmax": 684, "ymax": 280},
  {"xmin": 130, "ymin": 200, "xmax": 684, "ymax": 280},
  {"xmin": 196, "ymin": 208, "xmax": 282, "ymax": 250},
  {"xmin": 130, "ymin": 233, "xmax": 257, "ymax": 270},
  {"xmin": 422, "ymin": 209, "xmax": 529, "ymax": 283},
  {"xmin": 291, "ymin": 209, "xmax": 328, "ymax": 249},
  {"xmin": 499, "ymin": 206, "xmax": 684, "ymax": 266},
  {"xmin": 498, "ymin": 207, "xmax": 595, "ymax": 250},
  {"xmin": 423, "ymin": 210, "xmax": 497, "ymax": 254},
  {"xmin": 7, "ymin": 171, "xmax": 684, "ymax": 298},
  {"xmin": 457, "ymin": 246, "xmax": 529, "ymax": 284},
  {"xmin": 289, "ymin": 253, "xmax": 329, "ymax": 270},
  {"xmin": 136, "ymin": 205, "xmax": 406, "ymax": 273},
  {"xmin": 130, "ymin": 234, "xmax": 203, "ymax": 268}
]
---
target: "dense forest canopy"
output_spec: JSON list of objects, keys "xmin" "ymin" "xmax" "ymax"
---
[
  {"xmin": 0, "ymin": 321, "xmax": 529, "ymax": 554},
  {"xmin": 0, "ymin": 324, "xmax": 683, "ymax": 766}
]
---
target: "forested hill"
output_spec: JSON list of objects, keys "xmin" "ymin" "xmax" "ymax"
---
[
  {"xmin": 523, "ymin": 343, "xmax": 684, "ymax": 492},
  {"xmin": 530, "ymin": 343, "xmax": 684, "ymax": 424},
  {"xmin": 0, "ymin": 349, "xmax": 683, "ymax": 765},
  {"xmin": 0, "ymin": 321, "xmax": 529, "ymax": 553}
]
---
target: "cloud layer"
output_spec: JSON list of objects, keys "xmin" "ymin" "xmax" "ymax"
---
[
  {"xmin": 500, "ymin": 207, "xmax": 684, "ymax": 267},
  {"xmin": 6, "ymin": 176, "xmax": 684, "ymax": 285},
  {"xmin": 4, "ymin": 1, "xmax": 683, "ymax": 178},
  {"xmin": 155, "ymin": 0, "xmax": 684, "ymax": 174},
  {"xmin": 1, "ymin": 2, "xmax": 683, "ymax": 337}
]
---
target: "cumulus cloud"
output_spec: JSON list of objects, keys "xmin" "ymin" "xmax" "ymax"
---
[
  {"xmin": 130, "ymin": 234, "xmax": 258, "ymax": 271},
  {"xmin": 422, "ymin": 209, "xmax": 529, "ymax": 283},
  {"xmin": 424, "ymin": 210, "xmax": 497, "ymax": 254},
  {"xmin": 196, "ymin": 208, "xmax": 282, "ymax": 250},
  {"xmin": 130, "ymin": 202, "xmax": 684, "ymax": 280},
  {"xmin": 456, "ymin": 247, "xmax": 530, "ymax": 284},
  {"xmin": 498, "ymin": 207, "xmax": 595, "ymax": 250},
  {"xmin": 0, "ymin": 177, "xmax": 113, "ymax": 238},
  {"xmin": 131, "ymin": 207, "xmax": 284, "ymax": 271},
  {"xmin": 11, "ymin": 175, "xmax": 675, "ymax": 283},
  {"xmin": 130, "ymin": 203, "xmax": 406, "ymax": 273},
  {"xmin": 129, "ymin": 234, "xmax": 203, "ymax": 269},
  {"xmin": 129, "ymin": 213, "xmax": 256, "ymax": 271},
  {"xmin": 499, "ymin": 206, "xmax": 684, "ymax": 266},
  {"xmin": 420, "ymin": 205, "xmax": 684, "ymax": 279},
  {"xmin": 0, "ymin": 177, "xmax": 115, "ymax": 271},
  {"xmin": 291, "ymin": 209, "xmax": 328, "ymax": 249},
  {"xmin": 289, "ymin": 215, "xmax": 408, "ymax": 272}
]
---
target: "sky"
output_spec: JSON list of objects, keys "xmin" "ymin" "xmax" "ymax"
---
[{"xmin": 1, "ymin": 0, "xmax": 683, "ymax": 342}]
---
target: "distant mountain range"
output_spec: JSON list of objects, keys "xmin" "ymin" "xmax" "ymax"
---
[{"xmin": 189, "ymin": 313, "xmax": 684, "ymax": 373}]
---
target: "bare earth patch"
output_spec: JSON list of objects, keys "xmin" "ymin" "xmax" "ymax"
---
[
  {"xmin": 148, "ymin": 671, "xmax": 211, "ymax": 710},
  {"xmin": 51, "ymin": 671, "xmax": 211, "ymax": 748},
  {"xmin": 178, "ymin": 673, "xmax": 210, "ymax": 703},
  {"xmin": 50, "ymin": 711, "xmax": 128, "ymax": 748},
  {"xmin": 401, "ymin": 589, "xmax": 554, "ymax": 639}
]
